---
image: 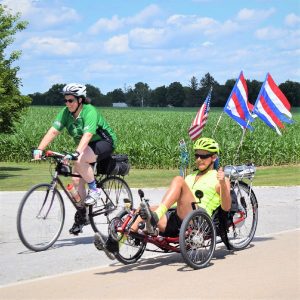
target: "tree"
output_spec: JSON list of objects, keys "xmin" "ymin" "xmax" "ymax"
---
[
  {"xmin": 151, "ymin": 85, "xmax": 167, "ymax": 107},
  {"xmin": 184, "ymin": 76, "xmax": 200, "ymax": 106},
  {"xmin": 86, "ymin": 84, "xmax": 107, "ymax": 106},
  {"xmin": 43, "ymin": 84, "xmax": 65, "ymax": 105},
  {"xmin": 133, "ymin": 82, "xmax": 150, "ymax": 107},
  {"xmin": 199, "ymin": 72, "xmax": 217, "ymax": 89},
  {"xmin": 0, "ymin": 5, "xmax": 31, "ymax": 133},
  {"xmin": 166, "ymin": 82, "xmax": 185, "ymax": 107},
  {"xmin": 279, "ymin": 81, "xmax": 300, "ymax": 107},
  {"xmin": 107, "ymin": 88, "xmax": 125, "ymax": 103}
]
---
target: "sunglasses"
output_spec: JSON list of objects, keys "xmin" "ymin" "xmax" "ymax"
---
[
  {"xmin": 64, "ymin": 99, "xmax": 76, "ymax": 104},
  {"xmin": 194, "ymin": 153, "xmax": 214, "ymax": 159}
]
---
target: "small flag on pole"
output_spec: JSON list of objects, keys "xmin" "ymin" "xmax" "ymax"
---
[
  {"xmin": 253, "ymin": 73, "xmax": 293, "ymax": 135},
  {"xmin": 188, "ymin": 87, "xmax": 212, "ymax": 141},
  {"xmin": 224, "ymin": 71, "xmax": 254, "ymax": 130}
]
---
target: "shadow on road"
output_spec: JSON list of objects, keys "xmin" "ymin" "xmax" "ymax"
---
[
  {"xmin": 94, "ymin": 235, "xmax": 275, "ymax": 275},
  {"xmin": 17, "ymin": 236, "xmax": 94, "ymax": 254}
]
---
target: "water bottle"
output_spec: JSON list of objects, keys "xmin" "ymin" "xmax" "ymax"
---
[{"xmin": 67, "ymin": 184, "xmax": 81, "ymax": 203}]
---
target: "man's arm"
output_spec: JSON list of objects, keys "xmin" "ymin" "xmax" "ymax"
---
[{"xmin": 216, "ymin": 167, "xmax": 231, "ymax": 211}]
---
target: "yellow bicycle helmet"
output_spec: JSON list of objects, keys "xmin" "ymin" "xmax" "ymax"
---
[{"xmin": 193, "ymin": 137, "xmax": 220, "ymax": 154}]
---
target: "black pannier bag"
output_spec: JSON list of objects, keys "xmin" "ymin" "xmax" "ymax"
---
[{"xmin": 96, "ymin": 154, "xmax": 130, "ymax": 176}]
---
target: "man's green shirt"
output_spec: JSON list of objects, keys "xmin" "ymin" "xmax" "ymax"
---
[{"xmin": 52, "ymin": 104, "xmax": 117, "ymax": 148}]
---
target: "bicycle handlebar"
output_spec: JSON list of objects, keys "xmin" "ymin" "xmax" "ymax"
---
[{"xmin": 45, "ymin": 150, "xmax": 78, "ymax": 161}]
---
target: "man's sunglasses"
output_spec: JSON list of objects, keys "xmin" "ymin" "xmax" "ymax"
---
[
  {"xmin": 64, "ymin": 99, "xmax": 76, "ymax": 104},
  {"xmin": 194, "ymin": 153, "xmax": 214, "ymax": 159}
]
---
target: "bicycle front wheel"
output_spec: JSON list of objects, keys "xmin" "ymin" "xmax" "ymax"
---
[
  {"xmin": 90, "ymin": 176, "xmax": 133, "ymax": 235},
  {"xmin": 17, "ymin": 183, "xmax": 65, "ymax": 252},
  {"xmin": 179, "ymin": 208, "xmax": 216, "ymax": 269}
]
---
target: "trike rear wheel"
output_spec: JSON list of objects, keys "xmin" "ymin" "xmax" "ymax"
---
[
  {"xmin": 225, "ymin": 181, "xmax": 258, "ymax": 250},
  {"xmin": 179, "ymin": 208, "xmax": 216, "ymax": 269}
]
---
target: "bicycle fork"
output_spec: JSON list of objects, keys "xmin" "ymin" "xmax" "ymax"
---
[{"xmin": 36, "ymin": 176, "xmax": 58, "ymax": 219}]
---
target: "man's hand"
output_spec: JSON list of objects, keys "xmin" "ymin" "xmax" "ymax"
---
[
  {"xmin": 33, "ymin": 149, "xmax": 43, "ymax": 160},
  {"xmin": 217, "ymin": 167, "xmax": 226, "ymax": 183}
]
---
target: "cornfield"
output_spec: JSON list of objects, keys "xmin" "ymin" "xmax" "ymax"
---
[{"xmin": 0, "ymin": 106, "xmax": 299, "ymax": 168}]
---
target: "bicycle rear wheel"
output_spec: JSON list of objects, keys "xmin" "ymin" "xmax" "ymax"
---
[
  {"xmin": 179, "ymin": 208, "xmax": 216, "ymax": 269},
  {"xmin": 89, "ymin": 176, "xmax": 133, "ymax": 236},
  {"xmin": 225, "ymin": 181, "xmax": 258, "ymax": 250},
  {"xmin": 17, "ymin": 183, "xmax": 65, "ymax": 251},
  {"xmin": 112, "ymin": 210, "xmax": 147, "ymax": 264}
]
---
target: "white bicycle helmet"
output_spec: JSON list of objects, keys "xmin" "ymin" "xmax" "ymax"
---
[{"xmin": 62, "ymin": 83, "xmax": 87, "ymax": 98}]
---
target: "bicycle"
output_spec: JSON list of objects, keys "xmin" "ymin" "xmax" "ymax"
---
[
  {"xmin": 107, "ymin": 164, "xmax": 258, "ymax": 269},
  {"xmin": 17, "ymin": 150, "xmax": 133, "ymax": 252}
]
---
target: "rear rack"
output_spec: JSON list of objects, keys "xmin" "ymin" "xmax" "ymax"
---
[{"xmin": 224, "ymin": 164, "xmax": 256, "ymax": 180}]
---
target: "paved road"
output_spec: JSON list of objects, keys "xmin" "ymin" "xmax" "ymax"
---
[{"xmin": 0, "ymin": 186, "xmax": 299, "ymax": 299}]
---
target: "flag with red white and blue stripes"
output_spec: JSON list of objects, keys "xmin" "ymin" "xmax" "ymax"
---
[
  {"xmin": 188, "ymin": 87, "xmax": 212, "ymax": 141},
  {"xmin": 224, "ymin": 71, "xmax": 254, "ymax": 130},
  {"xmin": 253, "ymin": 73, "xmax": 293, "ymax": 135}
]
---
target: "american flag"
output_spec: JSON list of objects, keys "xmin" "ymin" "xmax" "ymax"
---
[{"xmin": 188, "ymin": 87, "xmax": 212, "ymax": 141}]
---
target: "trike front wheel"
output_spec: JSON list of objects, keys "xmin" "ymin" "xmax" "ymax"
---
[
  {"xmin": 17, "ymin": 183, "xmax": 65, "ymax": 251},
  {"xmin": 112, "ymin": 210, "xmax": 147, "ymax": 265},
  {"xmin": 179, "ymin": 208, "xmax": 216, "ymax": 269}
]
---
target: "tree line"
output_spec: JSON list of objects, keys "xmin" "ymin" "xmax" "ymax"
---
[{"xmin": 29, "ymin": 73, "xmax": 300, "ymax": 108}]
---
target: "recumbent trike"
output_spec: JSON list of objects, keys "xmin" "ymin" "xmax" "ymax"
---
[{"xmin": 106, "ymin": 164, "xmax": 258, "ymax": 269}]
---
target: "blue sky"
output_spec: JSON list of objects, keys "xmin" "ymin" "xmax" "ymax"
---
[{"xmin": 2, "ymin": 0, "xmax": 300, "ymax": 95}]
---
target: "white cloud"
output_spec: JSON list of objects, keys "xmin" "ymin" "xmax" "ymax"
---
[
  {"xmin": 129, "ymin": 28, "xmax": 167, "ymax": 48},
  {"xmin": 285, "ymin": 13, "xmax": 300, "ymax": 27},
  {"xmin": 88, "ymin": 15, "xmax": 124, "ymax": 34},
  {"xmin": 236, "ymin": 8, "xmax": 276, "ymax": 21},
  {"xmin": 42, "ymin": 7, "xmax": 80, "ymax": 26},
  {"xmin": 84, "ymin": 60, "xmax": 114, "ymax": 73},
  {"xmin": 104, "ymin": 34, "xmax": 129, "ymax": 54},
  {"xmin": 255, "ymin": 27, "xmax": 286, "ymax": 40},
  {"xmin": 202, "ymin": 41, "xmax": 213, "ymax": 47},
  {"xmin": 88, "ymin": 4, "xmax": 161, "ymax": 35},
  {"xmin": 22, "ymin": 37, "xmax": 80, "ymax": 55},
  {"xmin": 127, "ymin": 4, "xmax": 161, "ymax": 25},
  {"xmin": 1, "ymin": 0, "xmax": 36, "ymax": 16}
]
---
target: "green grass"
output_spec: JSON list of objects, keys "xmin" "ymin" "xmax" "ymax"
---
[{"xmin": 0, "ymin": 162, "xmax": 299, "ymax": 191}]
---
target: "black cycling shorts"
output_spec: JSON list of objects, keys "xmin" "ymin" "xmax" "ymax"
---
[
  {"xmin": 88, "ymin": 140, "xmax": 113, "ymax": 160},
  {"xmin": 161, "ymin": 209, "xmax": 183, "ymax": 237}
]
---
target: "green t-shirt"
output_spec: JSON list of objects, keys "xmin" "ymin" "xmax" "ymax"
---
[{"xmin": 52, "ymin": 104, "xmax": 117, "ymax": 148}]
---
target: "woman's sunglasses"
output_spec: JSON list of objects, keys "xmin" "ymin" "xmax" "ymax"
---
[
  {"xmin": 64, "ymin": 99, "xmax": 76, "ymax": 104},
  {"xmin": 194, "ymin": 153, "xmax": 214, "ymax": 159}
]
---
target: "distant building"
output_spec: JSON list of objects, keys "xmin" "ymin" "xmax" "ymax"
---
[{"xmin": 112, "ymin": 102, "xmax": 128, "ymax": 108}]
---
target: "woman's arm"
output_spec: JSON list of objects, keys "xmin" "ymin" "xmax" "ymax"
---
[
  {"xmin": 216, "ymin": 167, "xmax": 231, "ymax": 211},
  {"xmin": 38, "ymin": 127, "xmax": 60, "ymax": 150}
]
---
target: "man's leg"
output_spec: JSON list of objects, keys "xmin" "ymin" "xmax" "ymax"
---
[{"xmin": 134, "ymin": 176, "xmax": 195, "ymax": 233}]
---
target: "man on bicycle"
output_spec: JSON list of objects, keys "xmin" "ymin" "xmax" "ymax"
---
[
  {"xmin": 96, "ymin": 137, "xmax": 231, "ymax": 256},
  {"xmin": 32, "ymin": 83, "xmax": 117, "ymax": 235}
]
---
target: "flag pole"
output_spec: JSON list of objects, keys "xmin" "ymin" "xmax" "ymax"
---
[
  {"xmin": 212, "ymin": 112, "xmax": 224, "ymax": 138},
  {"xmin": 233, "ymin": 120, "xmax": 250, "ymax": 164}
]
